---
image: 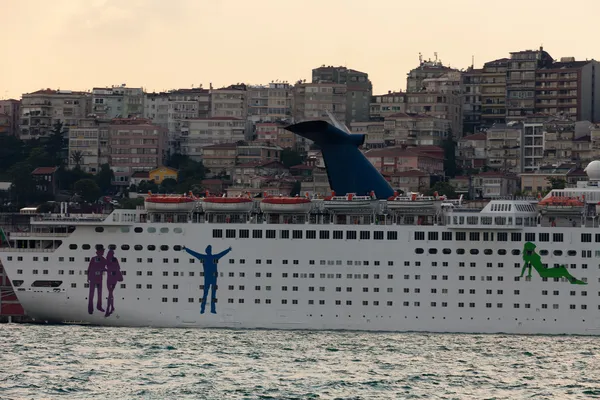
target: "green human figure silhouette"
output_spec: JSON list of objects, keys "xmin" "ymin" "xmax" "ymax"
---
[{"xmin": 521, "ymin": 242, "xmax": 587, "ymax": 285}]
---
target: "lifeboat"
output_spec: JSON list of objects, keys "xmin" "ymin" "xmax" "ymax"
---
[
  {"xmin": 260, "ymin": 193, "xmax": 312, "ymax": 213},
  {"xmin": 323, "ymin": 191, "xmax": 377, "ymax": 212},
  {"xmin": 202, "ymin": 193, "xmax": 254, "ymax": 213},
  {"xmin": 538, "ymin": 195, "xmax": 584, "ymax": 215},
  {"xmin": 145, "ymin": 192, "xmax": 198, "ymax": 212},
  {"xmin": 386, "ymin": 191, "xmax": 436, "ymax": 210}
]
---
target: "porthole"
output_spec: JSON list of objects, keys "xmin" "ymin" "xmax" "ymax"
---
[
  {"xmin": 173, "ymin": 245, "xmax": 182, "ymax": 251},
  {"xmin": 95, "ymin": 244, "xmax": 104, "ymax": 250},
  {"xmin": 174, "ymin": 228, "xmax": 183, "ymax": 234},
  {"xmin": 148, "ymin": 227, "xmax": 156, "ymax": 233},
  {"xmin": 95, "ymin": 227, "xmax": 104, "ymax": 233},
  {"xmin": 567, "ymin": 250, "xmax": 577, "ymax": 256},
  {"xmin": 470, "ymin": 249, "xmax": 479, "ymax": 255},
  {"xmin": 428, "ymin": 248, "xmax": 437, "ymax": 254},
  {"xmin": 553, "ymin": 250, "xmax": 563, "ymax": 256},
  {"xmin": 415, "ymin": 248, "xmax": 424, "ymax": 254},
  {"xmin": 161, "ymin": 245, "xmax": 169, "ymax": 251},
  {"xmin": 442, "ymin": 248, "xmax": 451, "ymax": 254},
  {"xmin": 160, "ymin": 227, "xmax": 169, "ymax": 234},
  {"xmin": 148, "ymin": 245, "xmax": 156, "ymax": 251},
  {"xmin": 512, "ymin": 249, "xmax": 520, "ymax": 255},
  {"xmin": 82, "ymin": 244, "xmax": 91, "ymax": 250},
  {"xmin": 134, "ymin": 227, "xmax": 143, "ymax": 233},
  {"xmin": 540, "ymin": 250, "xmax": 549, "ymax": 256},
  {"xmin": 109, "ymin": 244, "xmax": 117, "ymax": 250},
  {"xmin": 457, "ymin": 249, "xmax": 465, "ymax": 255},
  {"xmin": 484, "ymin": 249, "xmax": 493, "ymax": 255},
  {"xmin": 69, "ymin": 244, "xmax": 77, "ymax": 250},
  {"xmin": 134, "ymin": 245, "xmax": 143, "ymax": 251},
  {"xmin": 121, "ymin": 244, "xmax": 130, "ymax": 251},
  {"xmin": 497, "ymin": 249, "xmax": 507, "ymax": 255},
  {"xmin": 121, "ymin": 227, "xmax": 130, "ymax": 233}
]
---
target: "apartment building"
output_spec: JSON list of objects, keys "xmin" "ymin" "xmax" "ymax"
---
[
  {"xmin": 364, "ymin": 146, "xmax": 444, "ymax": 175},
  {"xmin": 254, "ymin": 122, "xmax": 295, "ymax": 149},
  {"xmin": 406, "ymin": 56, "xmax": 459, "ymax": 93},
  {"xmin": 369, "ymin": 91, "xmax": 406, "ymax": 119},
  {"xmin": 211, "ymin": 84, "xmax": 247, "ymax": 119},
  {"xmin": 20, "ymin": 89, "xmax": 90, "ymax": 139},
  {"xmin": 462, "ymin": 68, "xmax": 482, "ymax": 134},
  {"xmin": 480, "ymin": 58, "xmax": 508, "ymax": 127},
  {"xmin": 68, "ymin": 118, "xmax": 110, "ymax": 173},
  {"xmin": 0, "ymin": 100, "xmax": 20, "ymax": 136},
  {"xmin": 199, "ymin": 143, "xmax": 237, "ymax": 175},
  {"xmin": 179, "ymin": 117, "xmax": 247, "ymax": 161},
  {"xmin": 486, "ymin": 123, "xmax": 521, "ymax": 172},
  {"xmin": 404, "ymin": 92, "xmax": 462, "ymax": 137},
  {"xmin": 247, "ymin": 82, "xmax": 292, "ymax": 122},
  {"xmin": 351, "ymin": 121, "xmax": 385, "ymax": 149},
  {"xmin": 383, "ymin": 112, "xmax": 451, "ymax": 147},
  {"xmin": 457, "ymin": 132, "xmax": 487, "ymax": 169},
  {"xmin": 144, "ymin": 88, "xmax": 210, "ymax": 132},
  {"xmin": 108, "ymin": 118, "xmax": 167, "ymax": 186},
  {"xmin": 535, "ymin": 58, "xmax": 600, "ymax": 122},
  {"xmin": 92, "ymin": 86, "xmax": 144, "ymax": 119},
  {"xmin": 312, "ymin": 66, "xmax": 372, "ymax": 125},
  {"xmin": 506, "ymin": 47, "xmax": 554, "ymax": 119}
]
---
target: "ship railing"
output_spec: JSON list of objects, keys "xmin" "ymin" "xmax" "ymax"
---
[
  {"xmin": 0, "ymin": 248, "xmax": 55, "ymax": 252},
  {"xmin": 10, "ymin": 232, "xmax": 70, "ymax": 237}
]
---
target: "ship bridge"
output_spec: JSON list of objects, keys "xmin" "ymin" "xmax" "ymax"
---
[{"xmin": 444, "ymin": 199, "xmax": 539, "ymax": 230}]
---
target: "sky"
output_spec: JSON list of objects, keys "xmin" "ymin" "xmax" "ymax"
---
[{"xmin": 1, "ymin": 0, "xmax": 599, "ymax": 99}]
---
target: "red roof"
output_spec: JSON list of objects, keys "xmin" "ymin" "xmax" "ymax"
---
[
  {"xmin": 290, "ymin": 164, "xmax": 315, "ymax": 170},
  {"xmin": 131, "ymin": 171, "xmax": 149, "ymax": 178},
  {"xmin": 31, "ymin": 167, "xmax": 57, "ymax": 175}
]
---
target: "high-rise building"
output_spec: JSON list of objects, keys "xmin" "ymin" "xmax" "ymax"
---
[
  {"xmin": 312, "ymin": 66, "xmax": 372, "ymax": 125},
  {"xmin": 179, "ymin": 117, "xmax": 247, "ymax": 161},
  {"xmin": 0, "ymin": 99, "xmax": 21, "ymax": 136},
  {"xmin": 68, "ymin": 118, "xmax": 110, "ymax": 173},
  {"xmin": 20, "ymin": 89, "xmax": 90, "ymax": 140},
  {"xmin": 462, "ymin": 68, "xmax": 483, "ymax": 134},
  {"xmin": 210, "ymin": 84, "xmax": 247, "ymax": 119},
  {"xmin": 369, "ymin": 92, "xmax": 406, "ymax": 119},
  {"xmin": 480, "ymin": 58, "xmax": 508, "ymax": 127},
  {"xmin": 92, "ymin": 86, "xmax": 144, "ymax": 119},
  {"xmin": 247, "ymin": 82, "xmax": 292, "ymax": 122},
  {"xmin": 506, "ymin": 47, "xmax": 553, "ymax": 119}
]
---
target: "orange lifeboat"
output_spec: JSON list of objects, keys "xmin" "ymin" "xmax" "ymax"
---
[
  {"xmin": 538, "ymin": 195, "xmax": 584, "ymax": 215},
  {"xmin": 145, "ymin": 192, "xmax": 197, "ymax": 212},
  {"xmin": 203, "ymin": 193, "xmax": 253, "ymax": 212},
  {"xmin": 260, "ymin": 194, "xmax": 312, "ymax": 213}
]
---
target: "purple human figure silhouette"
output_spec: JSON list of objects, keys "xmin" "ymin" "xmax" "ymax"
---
[
  {"xmin": 87, "ymin": 247, "xmax": 107, "ymax": 314},
  {"xmin": 105, "ymin": 249, "xmax": 123, "ymax": 317},
  {"xmin": 183, "ymin": 245, "xmax": 231, "ymax": 314}
]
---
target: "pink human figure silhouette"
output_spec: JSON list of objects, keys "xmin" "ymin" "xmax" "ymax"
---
[
  {"xmin": 87, "ymin": 247, "xmax": 107, "ymax": 314},
  {"xmin": 105, "ymin": 249, "xmax": 123, "ymax": 317}
]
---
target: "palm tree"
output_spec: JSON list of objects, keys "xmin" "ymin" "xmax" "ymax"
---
[{"xmin": 70, "ymin": 150, "xmax": 84, "ymax": 168}]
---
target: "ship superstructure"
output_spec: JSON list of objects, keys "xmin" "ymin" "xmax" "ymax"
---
[{"xmin": 3, "ymin": 120, "xmax": 600, "ymax": 334}]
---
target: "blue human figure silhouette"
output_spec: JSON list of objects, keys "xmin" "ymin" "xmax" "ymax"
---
[{"xmin": 183, "ymin": 245, "xmax": 232, "ymax": 314}]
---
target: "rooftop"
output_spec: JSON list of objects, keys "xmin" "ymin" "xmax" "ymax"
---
[{"xmin": 32, "ymin": 167, "xmax": 58, "ymax": 175}]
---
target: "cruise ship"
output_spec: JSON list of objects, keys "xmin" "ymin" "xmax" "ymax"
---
[{"xmin": 3, "ymin": 118, "xmax": 600, "ymax": 335}]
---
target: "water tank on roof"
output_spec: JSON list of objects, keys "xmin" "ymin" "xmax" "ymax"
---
[{"xmin": 584, "ymin": 160, "xmax": 600, "ymax": 181}]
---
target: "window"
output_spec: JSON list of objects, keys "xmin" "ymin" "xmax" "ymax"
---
[
  {"xmin": 360, "ymin": 231, "xmax": 370, "ymax": 240},
  {"xmin": 387, "ymin": 231, "xmax": 398, "ymax": 240},
  {"xmin": 320, "ymin": 231, "xmax": 330, "ymax": 240},
  {"xmin": 346, "ymin": 231, "xmax": 357, "ymax": 240},
  {"xmin": 212, "ymin": 229, "xmax": 223, "ymax": 238},
  {"xmin": 266, "ymin": 230, "xmax": 276, "ymax": 239},
  {"xmin": 374, "ymin": 231, "xmax": 384, "ymax": 240},
  {"xmin": 414, "ymin": 232, "xmax": 425, "ymax": 241},
  {"xmin": 252, "ymin": 230, "xmax": 263, "ymax": 239},
  {"xmin": 226, "ymin": 229, "xmax": 236, "ymax": 238},
  {"xmin": 306, "ymin": 230, "xmax": 316, "ymax": 239}
]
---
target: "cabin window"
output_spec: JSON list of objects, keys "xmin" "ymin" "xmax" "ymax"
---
[
  {"xmin": 333, "ymin": 231, "xmax": 343, "ymax": 240},
  {"xmin": 121, "ymin": 227, "xmax": 130, "ymax": 233},
  {"xmin": 293, "ymin": 230, "xmax": 303, "ymax": 239},
  {"xmin": 456, "ymin": 232, "xmax": 466, "ymax": 241},
  {"xmin": 108, "ymin": 244, "xmax": 116, "ymax": 250},
  {"xmin": 497, "ymin": 233, "xmax": 507, "ymax": 242},
  {"xmin": 387, "ymin": 231, "xmax": 398, "ymax": 240},
  {"xmin": 540, "ymin": 250, "xmax": 549, "ymax": 256},
  {"xmin": 134, "ymin": 227, "xmax": 143, "ymax": 233},
  {"xmin": 428, "ymin": 248, "xmax": 437, "ymax": 255},
  {"xmin": 121, "ymin": 244, "xmax": 130, "ymax": 250},
  {"xmin": 147, "ymin": 245, "xmax": 156, "ymax": 251},
  {"xmin": 82, "ymin": 244, "xmax": 91, "ymax": 250},
  {"xmin": 567, "ymin": 250, "xmax": 577, "ymax": 257},
  {"xmin": 173, "ymin": 228, "xmax": 183, "ymax": 234},
  {"xmin": 266, "ymin": 230, "xmax": 276, "ymax": 239},
  {"xmin": 467, "ymin": 216, "xmax": 478, "ymax": 225},
  {"xmin": 553, "ymin": 233, "xmax": 563, "ymax": 242},
  {"xmin": 134, "ymin": 245, "xmax": 143, "ymax": 251},
  {"xmin": 360, "ymin": 231, "xmax": 370, "ymax": 240},
  {"xmin": 428, "ymin": 232, "xmax": 438, "ymax": 241},
  {"xmin": 280, "ymin": 230, "xmax": 290, "ymax": 239},
  {"xmin": 148, "ymin": 227, "xmax": 156, "ymax": 233},
  {"xmin": 442, "ymin": 232, "xmax": 452, "ymax": 241},
  {"xmin": 442, "ymin": 248, "xmax": 451, "ymax": 254},
  {"xmin": 415, "ymin": 248, "xmax": 424, "ymax": 254},
  {"xmin": 470, "ymin": 249, "xmax": 479, "ymax": 255},
  {"xmin": 239, "ymin": 229, "xmax": 249, "ymax": 238},
  {"xmin": 553, "ymin": 250, "xmax": 563, "ymax": 256},
  {"xmin": 69, "ymin": 244, "xmax": 77, "ymax": 250},
  {"xmin": 173, "ymin": 245, "xmax": 181, "ymax": 251},
  {"xmin": 484, "ymin": 249, "xmax": 493, "ymax": 255},
  {"xmin": 346, "ymin": 231, "xmax": 357, "ymax": 240},
  {"xmin": 320, "ymin": 231, "xmax": 331, "ymax": 240},
  {"xmin": 306, "ymin": 230, "xmax": 316, "ymax": 239},
  {"xmin": 456, "ymin": 249, "xmax": 465, "ymax": 255},
  {"xmin": 160, "ymin": 228, "xmax": 169, "ymax": 234},
  {"xmin": 31, "ymin": 280, "xmax": 62, "ymax": 287},
  {"xmin": 226, "ymin": 229, "xmax": 236, "ymax": 239},
  {"xmin": 511, "ymin": 233, "xmax": 521, "ymax": 242},
  {"xmin": 469, "ymin": 232, "xmax": 480, "ymax": 241},
  {"xmin": 95, "ymin": 227, "xmax": 104, "ymax": 233},
  {"xmin": 582, "ymin": 233, "xmax": 592, "ymax": 243},
  {"xmin": 252, "ymin": 230, "xmax": 262, "ymax": 239},
  {"xmin": 414, "ymin": 232, "xmax": 425, "ymax": 241},
  {"xmin": 481, "ymin": 217, "xmax": 492, "ymax": 225},
  {"xmin": 539, "ymin": 233, "xmax": 549, "ymax": 242},
  {"xmin": 525, "ymin": 233, "xmax": 535, "ymax": 241},
  {"xmin": 512, "ymin": 249, "xmax": 521, "ymax": 256},
  {"xmin": 213, "ymin": 229, "xmax": 223, "ymax": 238}
]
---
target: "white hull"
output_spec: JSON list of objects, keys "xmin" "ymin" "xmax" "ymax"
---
[
  {"xmin": 4, "ymin": 221, "xmax": 600, "ymax": 334},
  {"xmin": 145, "ymin": 201, "xmax": 198, "ymax": 212}
]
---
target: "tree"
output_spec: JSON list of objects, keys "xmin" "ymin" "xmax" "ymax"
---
[
  {"xmin": 160, "ymin": 178, "xmax": 177, "ymax": 193},
  {"xmin": 8, "ymin": 161, "xmax": 36, "ymax": 206},
  {"xmin": 120, "ymin": 197, "xmax": 144, "ymax": 209},
  {"xmin": 70, "ymin": 150, "xmax": 84, "ymax": 167},
  {"xmin": 74, "ymin": 179, "xmax": 101, "ymax": 203},
  {"xmin": 442, "ymin": 128, "xmax": 459, "ymax": 178},
  {"xmin": 547, "ymin": 177, "xmax": 566, "ymax": 190},
  {"xmin": 280, "ymin": 148, "xmax": 304, "ymax": 168},
  {"xmin": 95, "ymin": 163, "xmax": 115, "ymax": 194},
  {"xmin": 138, "ymin": 180, "xmax": 159, "ymax": 193},
  {"xmin": 46, "ymin": 122, "xmax": 68, "ymax": 166},
  {"xmin": 57, "ymin": 165, "xmax": 94, "ymax": 191},
  {"xmin": 425, "ymin": 181, "xmax": 457, "ymax": 198},
  {"xmin": 290, "ymin": 180, "xmax": 301, "ymax": 197}
]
